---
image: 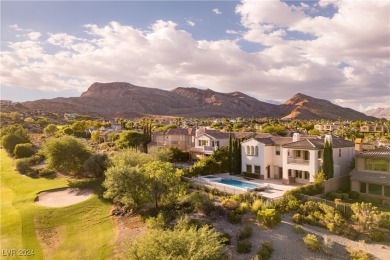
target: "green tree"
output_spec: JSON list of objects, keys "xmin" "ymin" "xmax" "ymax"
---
[
  {"xmin": 111, "ymin": 149, "xmax": 153, "ymax": 168},
  {"xmin": 83, "ymin": 153, "xmax": 110, "ymax": 178},
  {"xmin": 63, "ymin": 127, "xmax": 74, "ymax": 135},
  {"xmin": 10, "ymin": 112, "xmax": 20, "ymax": 122},
  {"xmin": 44, "ymin": 124, "xmax": 58, "ymax": 136},
  {"xmin": 42, "ymin": 136, "xmax": 93, "ymax": 174},
  {"xmin": 14, "ymin": 143, "xmax": 35, "ymax": 158},
  {"xmin": 103, "ymin": 165, "xmax": 149, "ymax": 209},
  {"xmin": 322, "ymin": 140, "xmax": 334, "ymax": 179},
  {"xmin": 115, "ymin": 130, "xmax": 144, "ymax": 149},
  {"xmin": 90, "ymin": 130, "xmax": 102, "ymax": 144},
  {"xmin": 125, "ymin": 220, "xmax": 226, "ymax": 260},
  {"xmin": 142, "ymin": 161, "xmax": 185, "ymax": 208},
  {"xmin": 1, "ymin": 134, "xmax": 29, "ymax": 155},
  {"xmin": 308, "ymin": 129, "xmax": 321, "ymax": 136}
]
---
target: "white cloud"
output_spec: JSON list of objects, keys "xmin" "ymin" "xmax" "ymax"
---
[
  {"xmin": 186, "ymin": 19, "xmax": 196, "ymax": 27},
  {"xmin": 9, "ymin": 24, "xmax": 23, "ymax": 31},
  {"xmin": 27, "ymin": 32, "xmax": 41, "ymax": 41},
  {"xmin": 212, "ymin": 8, "xmax": 222, "ymax": 15},
  {"xmin": 1, "ymin": 0, "xmax": 389, "ymax": 110}
]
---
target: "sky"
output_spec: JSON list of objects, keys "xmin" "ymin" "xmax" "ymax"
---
[{"xmin": 1, "ymin": 0, "xmax": 389, "ymax": 112}]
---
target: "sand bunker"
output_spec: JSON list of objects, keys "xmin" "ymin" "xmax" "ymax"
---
[{"xmin": 35, "ymin": 188, "xmax": 93, "ymax": 207}]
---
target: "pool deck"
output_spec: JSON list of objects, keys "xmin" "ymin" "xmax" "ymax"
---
[{"xmin": 211, "ymin": 173, "xmax": 303, "ymax": 200}]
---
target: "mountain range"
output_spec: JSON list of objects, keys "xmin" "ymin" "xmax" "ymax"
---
[
  {"xmin": 364, "ymin": 107, "xmax": 390, "ymax": 120},
  {"xmin": 21, "ymin": 82, "xmax": 378, "ymax": 121}
]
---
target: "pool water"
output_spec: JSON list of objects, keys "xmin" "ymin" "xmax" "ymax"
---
[{"xmin": 217, "ymin": 179, "xmax": 258, "ymax": 189}]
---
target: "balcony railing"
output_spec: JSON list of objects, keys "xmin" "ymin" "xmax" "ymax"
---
[
  {"xmin": 287, "ymin": 158, "xmax": 310, "ymax": 165},
  {"xmin": 203, "ymin": 146, "xmax": 217, "ymax": 153}
]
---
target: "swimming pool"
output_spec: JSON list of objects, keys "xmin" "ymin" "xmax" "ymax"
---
[{"xmin": 199, "ymin": 175, "xmax": 261, "ymax": 191}]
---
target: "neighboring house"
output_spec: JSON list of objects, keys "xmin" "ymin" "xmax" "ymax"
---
[
  {"xmin": 241, "ymin": 135, "xmax": 293, "ymax": 180},
  {"xmin": 190, "ymin": 130, "xmax": 231, "ymax": 160},
  {"xmin": 350, "ymin": 147, "xmax": 390, "ymax": 203},
  {"xmin": 359, "ymin": 124, "xmax": 386, "ymax": 134},
  {"xmin": 149, "ymin": 128, "xmax": 195, "ymax": 151},
  {"xmin": 64, "ymin": 113, "xmax": 77, "ymax": 120},
  {"xmin": 281, "ymin": 135, "xmax": 355, "ymax": 184},
  {"xmin": 314, "ymin": 123, "xmax": 340, "ymax": 132}
]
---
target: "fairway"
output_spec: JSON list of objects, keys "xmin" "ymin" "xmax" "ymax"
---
[{"xmin": 0, "ymin": 149, "xmax": 115, "ymax": 259}]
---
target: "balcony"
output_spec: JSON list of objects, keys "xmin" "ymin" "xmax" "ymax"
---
[
  {"xmin": 287, "ymin": 157, "xmax": 310, "ymax": 165},
  {"xmin": 203, "ymin": 146, "xmax": 217, "ymax": 154}
]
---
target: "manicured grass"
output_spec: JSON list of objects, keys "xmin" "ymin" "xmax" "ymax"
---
[{"xmin": 0, "ymin": 149, "xmax": 115, "ymax": 259}]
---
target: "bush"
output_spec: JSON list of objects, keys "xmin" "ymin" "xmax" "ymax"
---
[
  {"xmin": 219, "ymin": 232, "xmax": 231, "ymax": 245},
  {"xmin": 15, "ymin": 158, "xmax": 31, "ymax": 174},
  {"xmin": 257, "ymin": 209, "xmax": 281, "ymax": 227},
  {"xmin": 83, "ymin": 153, "xmax": 110, "ymax": 178},
  {"xmin": 254, "ymin": 240, "xmax": 274, "ymax": 260},
  {"xmin": 293, "ymin": 224, "xmax": 305, "ymax": 234},
  {"xmin": 222, "ymin": 198, "xmax": 239, "ymax": 210},
  {"xmin": 237, "ymin": 202, "xmax": 249, "ymax": 214},
  {"xmin": 146, "ymin": 213, "xmax": 168, "ymax": 230},
  {"xmin": 237, "ymin": 225, "xmax": 253, "ymax": 240},
  {"xmin": 243, "ymin": 172, "xmax": 260, "ymax": 179},
  {"xmin": 185, "ymin": 191, "xmax": 215, "ymax": 215},
  {"xmin": 38, "ymin": 168, "xmax": 55, "ymax": 178},
  {"xmin": 227, "ymin": 210, "xmax": 242, "ymax": 224},
  {"xmin": 251, "ymin": 199, "xmax": 264, "ymax": 214},
  {"xmin": 379, "ymin": 212, "xmax": 390, "ymax": 229},
  {"xmin": 303, "ymin": 234, "xmax": 320, "ymax": 252},
  {"xmin": 349, "ymin": 191, "xmax": 359, "ymax": 199},
  {"xmin": 1, "ymin": 134, "xmax": 29, "ymax": 154},
  {"xmin": 236, "ymin": 239, "xmax": 252, "ymax": 254},
  {"xmin": 368, "ymin": 229, "xmax": 384, "ymax": 242},
  {"xmin": 292, "ymin": 213, "xmax": 304, "ymax": 224},
  {"xmin": 14, "ymin": 143, "xmax": 35, "ymax": 158},
  {"xmin": 345, "ymin": 246, "xmax": 369, "ymax": 260}
]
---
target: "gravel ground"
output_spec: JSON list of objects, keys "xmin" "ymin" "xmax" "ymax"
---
[{"xmin": 211, "ymin": 213, "xmax": 390, "ymax": 260}]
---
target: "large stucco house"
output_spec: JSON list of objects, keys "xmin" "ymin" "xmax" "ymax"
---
[
  {"xmin": 242, "ymin": 134, "xmax": 355, "ymax": 184},
  {"xmin": 350, "ymin": 146, "xmax": 390, "ymax": 203},
  {"xmin": 149, "ymin": 128, "xmax": 195, "ymax": 151}
]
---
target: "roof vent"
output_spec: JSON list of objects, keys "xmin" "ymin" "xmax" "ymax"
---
[{"xmin": 293, "ymin": 133, "xmax": 300, "ymax": 142}]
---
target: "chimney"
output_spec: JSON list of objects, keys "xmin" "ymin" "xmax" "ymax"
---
[
  {"xmin": 355, "ymin": 138, "xmax": 363, "ymax": 153},
  {"xmin": 293, "ymin": 133, "xmax": 300, "ymax": 142},
  {"xmin": 324, "ymin": 134, "xmax": 333, "ymax": 144}
]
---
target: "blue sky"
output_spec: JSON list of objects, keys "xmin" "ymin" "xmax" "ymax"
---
[{"xmin": 1, "ymin": 0, "xmax": 389, "ymax": 112}]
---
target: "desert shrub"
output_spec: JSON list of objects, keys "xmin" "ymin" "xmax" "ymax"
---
[
  {"xmin": 227, "ymin": 210, "xmax": 242, "ymax": 224},
  {"xmin": 237, "ymin": 225, "xmax": 253, "ymax": 240},
  {"xmin": 293, "ymin": 224, "xmax": 305, "ymax": 234},
  {"xmin": 257, "ymin": 209, "xmax": 281, "ymax": 227},
  {"xmin": 213, "ymin": 205, "xmax": 226, "ymax": 217},
  {"xmin": 292, "ymin": 213, "xmax": 304, "ymax": 224},
  {"xmin": 231, "ymin": 194, "xmax": 242, "ymax": 202},
  {"xmin": 38, "ymin": 168, "xmax": 55, "ymax": 178},
  {"xmin": 327, "ymin": 192, "xmax": 343, "ymax": 200},
  {"xmin": 146, "ymin": 213, "xmax": 168, "ymax": 230},
  {"xmin": 322, "ymin": 236, "xmax": 334, "ymax": 256},
  {"xmin": 14, "ymin": 143, "xmax": 35, "ymax": 158},
  {"xmin": 185, "ymin": 191, "xmax": 214, "ymax": 215},
  {"xmin": 345, "ymin": 246, "xmax": 369, "ymax": 260},
  {"xmin": 349, "ymin": 191, "xmax": 359, "ymax": 199},
  {"xmin": 351, "ymin": 202, "xmax": 380, "ymax": 231},
  {"xmin": 303, "ymin": 234, "xmax": 320, "ymax": 252},
  {"xmin": 219, "ymin": 232, "xmax": 231, "ymax": 245},
  {"xmin": 222, "ymin": 198, "xmax": 239, "ymax": 210},
  {"xmin": 378, "ymin": 212, "xmax": 390, "ymax": 229},
  {"xmin": 237, "ymin": 202, "xmax": 249, "ymax": 214},
  {"xmin": 15, "ymin": 158, "xmax": 31, "ymax": 174},
  {"xmin": 29, "ymin": 154, "xmax": 44, "ymax": 165},
  {"xmin": 83, "ymin": 153, "xmax": 110, "ymax": 178},
  {"xmin": 368, "ymin": 229, "xmax": 384, "ymax": 241},
  {"xmin": 254, "ymin": 240, "xmax": 274, "ymax": 260},
  {"xmin": 285, "ymin": 182, "xmax": 323, "ymax": 197},
  {"xmin": 251, "ymin": 199, "xmax": 263, "ymax": 214},
  {"xmin": 236, "ymin": 239, "xmax": 252, "ymax": 254}
]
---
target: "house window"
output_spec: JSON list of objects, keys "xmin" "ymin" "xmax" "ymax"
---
[
  {"xmin": 368, "ymin": 183, "xmax": 382, "ymax": 196},
  {"xmin": 304, "ymin": 171, "xmax": 310, "ymax": 179},
  {"xmin": 255, "ymin": 146, "xmax": 259, "ymax": 156},
  {"xmin": 304, "ymin": 151, "xmax": 309, "ymax": 160},
  {"xmin": 198, "ymin": 140, "xmax": 207, "ymax": 146},
  {"xmin": 288, "ymin": 169, "xmax": 292, "ymax": 177},
  {"xmin": 365, "ymin": 159, "xmax": 388, "ymax": 171},
  {"xmin": 297, "ymin": 171, "xmax": 303, "ymax": 178},
  {"xmin": 246, "ymin": 146, "xmax": 250, "ymax": 155},
  {"xmin": 360, "ymin": 182, "xmax": 366, "ymax": 193},
  {"xmin": 251, "ymin": 146, "xmax": 254, "ymax": 156},
  {"xmin": 254, "ymin": 166, "xmax": 261, "ymax": 174},
  {"xmin": 318, "ymin": 150, "xmax": 322, "ymax": 159},
  {"xmin": 275, "ymin": 146, "xmax": 280, "ymax": 155},
  {"xmin": 211, "ymin": 141, "xmax": 215, "ymax": 147},
  {"xmin": 246, "ymin": 164, "xmax": 252, "ymax": 173},
  {"xmin": 373, "ymin": 159, "xmax": 388, "ymax": 171},
  {"xmin": 339, "ymin": 149, "xmax": 341, "ymax": 157},
  {"xmin": 296, "ymin": 150, "xmax": 301, "ymax": 157},
  {"xmin": 384, "ymin": 186, "xmax": 390, "ymax": 197}
]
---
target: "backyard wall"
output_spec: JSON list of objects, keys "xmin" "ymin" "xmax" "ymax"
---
[{"xmin": 324, "ymin": 175, "xmax": 350, "ymax": 194}]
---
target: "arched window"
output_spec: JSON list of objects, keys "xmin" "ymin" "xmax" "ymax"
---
[
  {"xmin": 255, "ymin": 146, "xmax": 259, "ymax": 156},
  {"xmin": 246, "ymin": 146, "xmax": 250, "ymax": 155},
  {"xmin": 251, "ymin": 146, "xmax": 254, "ymax": 156}
]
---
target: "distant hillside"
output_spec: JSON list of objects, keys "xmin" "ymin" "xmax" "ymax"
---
[
  {"xmin": 365, "ymin": 107, "xmax": 390, "ymax": 120},
  {"xmin": 21, "ymin": 82, "xmax": 377, "ymax": 121}
]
